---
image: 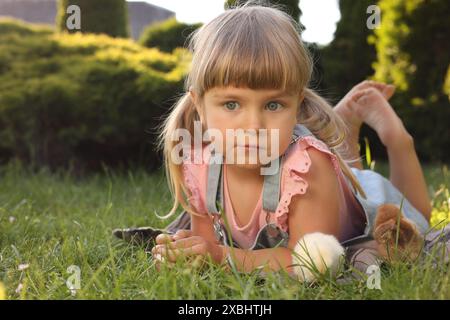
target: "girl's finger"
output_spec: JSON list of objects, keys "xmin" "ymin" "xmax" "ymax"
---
[
  {"xmin": 155, "ymin": 233, "xmax": 174, "ymax": 245},
  {"xmin": 152, "ymin": 241, "xmax": 181, "ymax": 255},
  {"xmin": 153, "ymin": 253, "xmax": 165, "ymax": 262},
  {"xmin": 168, "ymin": 236, "xmax": 202, "ymax": 249},
  {"xmin": 152, "ymin": 237, "xmax": 200, "ymax": 258},
  {"xmin": 155, "ymin": 243, "xmax": 207, "ymax": 262},
  {"xmin": 154, "ymin": 254, "xmax": 175, "ymax": 271},
  {"xmin": 152, "ymin": 246, "xmax": 185, "ymax": 262},
  {"xmin": 172, "ymin": 229, "xmax": 193, "ymax": 241},
  {"xmin": 155, "ymin": 247, "xmax": 185, "ymax": 263},
  {"xmin": 173, "ymin": 243, "xmax": 207, "ymax": 257}
]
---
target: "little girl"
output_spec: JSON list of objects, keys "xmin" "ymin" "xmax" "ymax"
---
[{"xmin": 116, "ymin": 4, "xmax": 439, "ymax": 280}]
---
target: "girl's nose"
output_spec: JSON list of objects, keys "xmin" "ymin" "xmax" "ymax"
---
[{"xmin": 245, "ymin": 109, "xmax": 265, "ymax": 130}]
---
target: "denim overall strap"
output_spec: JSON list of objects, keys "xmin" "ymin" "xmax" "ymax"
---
[
  {"xmin": 292, "ymin": 123, "xmax": 313, "ymax": 141},
  {"xmin": 205, "ymin": 123, "xmax": 314, "ymax": 245},
  {"xmin": 205, "ymin": 153, "xmax": 283, "ymax": 244},
  {"xmin": 206, "ymin": 152, "xmax": 226, "ymax": 242},
  {"xmin": 262, "ymin": 157, "xmax": 282, "ymax": 213}
]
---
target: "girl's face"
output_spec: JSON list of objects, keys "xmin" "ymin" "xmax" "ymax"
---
[{"xmin": 190, "ymin": 86, "xmax": 304, "ymax": 170}]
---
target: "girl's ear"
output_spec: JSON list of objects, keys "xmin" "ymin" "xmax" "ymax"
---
[
  {"xmin": 189, "ymin": 89, "xmax": 200, "ymax": 110},
  {"xmin": 189, "ymin": 88, "xmax": 197, "ymax": 105},
  {"xmin": 298, "ymin": 90, "xmax": 305, "ymax": 104},
  {"xmin": 189, "ymin": 89, "xmax": 205, "ymax": 124},
  {"xmin": 297, "ymin": 91, "xmax": 306, "ymax": 111}
]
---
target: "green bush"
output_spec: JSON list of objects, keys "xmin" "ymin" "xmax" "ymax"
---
[
  {"xmin": 139, "ymin": 17, "xmax": 202, "ymax": 53},
  {"xmin": 0, "ymin": 19, "xmax": 190, "ymax": 173},
  {"xmin": 57, "ymin": 0, "xmax": 129, "ymax": 38},
  {"xmin": 444, "ymin": 66, "xmax": 450, "ymax": 100},
  {"xmin": 372, "ymin": 0, "xmax": 450, "ymax": 162}
]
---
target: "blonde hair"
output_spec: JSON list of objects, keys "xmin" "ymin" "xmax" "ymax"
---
[{"xmin": 156, "ymin": 2, "xmax": 365, "ymax": 220}]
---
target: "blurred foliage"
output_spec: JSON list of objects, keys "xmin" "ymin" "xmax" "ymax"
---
[
  {"xmin": 445, "ymin": 66, "xmax": 450, "ymax": 99},
  {"xmin": 372, "ymin": 0, "xmax": 450, "ymax": 162},
  {"xmin": 429, "ymin": 165, "xmax": 450, "ymax": 228},
  {"xmin": 57, "ymin": 0, "xmax": 129, "ymax": 38},
  {"xmin": 139, "ymin": 17, "xmax": 202, "ymax": 53},
  {"xmin": 0, "ymin": 19, "xmax": 191, "ymax": 173},
  {"xmin": 320, "ymin": 0, "xmax": 378, "ymax": 103},
  {"xmin": 317, "ymin": 0, "xmax": 385, "ymax": 161},
  {"xmin": 1, "ymin": 0, "xmax": 449, "ymax": 169}
]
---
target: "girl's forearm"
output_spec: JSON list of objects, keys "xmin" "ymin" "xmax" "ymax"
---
[
  {"xmin": 386, "ymin": 133, "xmax": 432, "ymax": 220},
  {"xmin": 219, "ymin": 245, "xmax": 294, "ymax": 274}
]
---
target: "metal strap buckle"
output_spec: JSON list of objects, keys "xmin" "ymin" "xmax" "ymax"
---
[
  {"xmin": 290, "ymin": 134, "xmax": 301, "ymax": 145},
  {"xmin": 265, "ymin": 211, "xmax": 271, "ymax": 224},
  {"xmin": 213, "ymin": 222, "xmax": 224, "ymax": 242},
  {"xmin": 212, "ymin": 213, "xmax": 224, "ymax": 242}
]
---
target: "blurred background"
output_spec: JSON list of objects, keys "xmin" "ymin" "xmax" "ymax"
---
[{"xmin": 0, "ymin": 0, "xmax": 449, "ymax": 174}]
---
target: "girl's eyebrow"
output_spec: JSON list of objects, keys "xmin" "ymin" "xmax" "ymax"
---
[
  {"xmin": 212, "ymin": 91, "xmax": 291, "ymax": 100},
  {"xmin": 211, "ymin": 93, "xmax": 242, "ymax": 100},
  {"xmin": 264, "ymin": 92, "xmax": 292, "ymax": 100}
]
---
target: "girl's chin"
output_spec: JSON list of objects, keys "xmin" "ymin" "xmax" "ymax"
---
[
  {"xmin": 223, "ymin": 154, "xmax": 273, "ymax": 168},
  {"xmin": 223, "ymin": 147, "xmax": 277, "ymax": 164}
]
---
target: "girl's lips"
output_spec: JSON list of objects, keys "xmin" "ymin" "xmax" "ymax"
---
[{"xmin": 237, "ymin": 145, "xmax": 265, "ymax": 149}]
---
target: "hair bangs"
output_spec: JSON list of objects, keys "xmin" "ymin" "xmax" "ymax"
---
[{"xmin": 189, "ymin": 7, "xmax": 310, "ymax": 97}]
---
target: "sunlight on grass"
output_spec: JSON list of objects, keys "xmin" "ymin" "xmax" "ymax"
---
[{"xmin": 0, "ymin": 160, "xmax": 449, "ymax": 299}]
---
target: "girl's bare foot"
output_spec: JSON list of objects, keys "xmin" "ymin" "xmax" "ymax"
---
[
  {"xmin": 347, "ymin": 88, "xmax": 411, "ymax": 149},
  {"xmin": 335, "ymin": 81, "xmax": 396, "ymax": 144},
  {"xmin": 334, "ymin": 81, "xmax": 396, "ymax": 166}
]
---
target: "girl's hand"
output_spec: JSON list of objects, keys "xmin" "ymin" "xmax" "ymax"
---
[
  {"xmin": 151, "ymin": 230, "xmax": 223, "ymax": 270},
  {"xmin": 154, "ymin": 229, "xmax": 192, "ymax": 245},
  {"xmin": 152, "ymin": 229, "xmax": 192, "ymax": 270}
]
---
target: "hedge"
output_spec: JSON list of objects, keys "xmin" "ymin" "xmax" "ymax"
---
[
  {"xmin": 0, "ymin": 19, "xmax": 190, "ymax": 173},
  {"xmin": 139, "ymin": 17, "xmax": 202, "ymax": 53},
  {"xmin": 56, "ymin": 0, "xmax": 129, "ymax": 38}
]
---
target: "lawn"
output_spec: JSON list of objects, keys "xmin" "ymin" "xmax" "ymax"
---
[{"xmin": 0, "ymin": 160, "xmax": 449, "ymax": 300}]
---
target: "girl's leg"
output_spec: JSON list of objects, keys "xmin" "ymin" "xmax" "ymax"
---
[
  {"xmin": 334, "ymin": 105, "xmax": 364, "ymax": 170},
  {"xmin": 339, "ymin": 88, "xmax": 432, "ymax": 221}
]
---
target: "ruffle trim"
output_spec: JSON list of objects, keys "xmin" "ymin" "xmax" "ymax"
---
[{"xmin": 273, "ymin": 136, "xmax": 340, "ymax": 232}]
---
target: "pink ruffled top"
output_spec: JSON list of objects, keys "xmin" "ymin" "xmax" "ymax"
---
[{"xmin": 181, "ymin": 135, "xmax": 366, "ymax": 249}]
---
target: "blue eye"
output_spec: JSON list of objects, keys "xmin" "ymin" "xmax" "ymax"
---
[
  {"xmin": 224, "ymin": 101, "xmax": 239, "ymax": 111},
  {"xmin": 266, "ymin": 101, "xmax": 282, "ymax": 111}
]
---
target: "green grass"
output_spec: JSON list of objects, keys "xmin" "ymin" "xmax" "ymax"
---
[{"xmin": 0, "ymin": 160, "xmax": 449, "ymax": 300}]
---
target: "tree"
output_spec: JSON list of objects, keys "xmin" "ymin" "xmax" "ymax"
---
[
  {"xmin": 56, "ymin": 0, "xmax": 129, "ymax": 38},
  {"xmin": 320, "ymin": 0, "xmax": 378, "ymax": 103},
  {"xmin": 372, "ymin": 0, "xmax": 450, "ymax": 161}
]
